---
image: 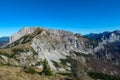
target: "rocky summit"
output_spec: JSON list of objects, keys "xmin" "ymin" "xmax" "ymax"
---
[
  {"xmin": 9, "ymin": 27, "xmax": 37, "ymax": 44},
  {"xmin": 0, "ymin": 27, "xmax": 120, "ymax": 80}
]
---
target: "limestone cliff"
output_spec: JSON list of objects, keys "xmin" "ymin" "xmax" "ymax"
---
[
  {"xmin": 9, "ymin": 27, "xmax": 37, "ymax": 43},
  {"xmin": 31, "ymin": 28, "xmax": 93, "ymax": 70},
  {"xmin": 1, "ymin": 27, "xmax": 94, "ymax": 72}
]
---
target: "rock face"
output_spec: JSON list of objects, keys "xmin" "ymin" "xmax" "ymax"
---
[
  {"xmin": 32, "ymin": 29, "xmax": 93, "ymax": 53},
  {"xmin": 9, "ymin": 27, "xmax": 37, "ymax": 43},
  {"xmin": 1, "ymin": 27, "xmax": 94, "ymax": 72},
  {"xmin": 86, "ymin": 30, "xmax": 120, "ymax": 65},
  {"xmin": 31, "ymin": 29, "xmax": 93, "ymax": 70},
  {"xmin": 85, "ymin": 30, "xmax": 120, "ymax": 44}
]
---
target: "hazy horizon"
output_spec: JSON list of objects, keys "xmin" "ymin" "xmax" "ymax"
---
[{"xmin": 0, "ymin": 0, "xmax": 120, "ymax": 37}]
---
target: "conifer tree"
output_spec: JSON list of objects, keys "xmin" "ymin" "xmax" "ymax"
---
[{"xmin": 42, "ymin": 59, "xmax": 53, "ymax": 76}]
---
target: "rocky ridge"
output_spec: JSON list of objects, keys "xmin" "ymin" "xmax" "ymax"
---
[
  {"xmin": 9, "ymin": 27, "xmax": 37, "ymax": 43},
  {"xmin": 0, "ymin": 27, "xmax": 120, "ymax": 80},
  {"xmin": 85, "ymin": 30, "xmax": 120, "ymax": 74},
  {"xmin": 0, "ymin": 27, "xmax": 94, "ymax": 72}
]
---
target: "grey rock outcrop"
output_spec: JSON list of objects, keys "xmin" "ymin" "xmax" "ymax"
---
[
  {"xmin": 9, "ymin": 27, "xmax": 37, "ymax": 43},
  {"xmin": 31, "ymin": 28, "xmax": 93, "ymax": 70}
]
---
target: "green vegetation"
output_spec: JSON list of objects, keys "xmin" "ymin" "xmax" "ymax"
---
[
  {"xmin": 88, "ymin": 71, "xmax": 120, "ymax": 80},
  {"xmin": 0, "ymin": 52, "xmax": 15, "ymax": 58},
  {"xmin": 0, "ymin": 48, "xmax": 25, "ymax": 59},
  {"xmin": 51, "ymin": 60, "xmax": 61, "ymax": 68},
  {"xmin": 31, "ymin": 48, "xmax": 38, "ymax": 55},
  {"xmin": 0, "ymin": 62, "xmax": 11, "ymax": 66},
  {"xmin": 12, "ymin": 48, "xmax": 24, "ymax": 53},
  {"xmin": 0, "ymin": 52, "xmax": 11, "ymax": 58},
  {"xmin": 60, "ymin": 56, "xmax": 75, "ymax": 66},
  {"xmin": 21, "ymin": 35, "xmax": 30, "ymax": 44},
  {"xmin": 74, "ymin": 51, "xmax": 92, "ymax": 57},
  {"xmin": 20, "ymin": 28, "xmax": 45, "ymax": 44},
  {"xmin": 25, "ymin": 67, "xmax": 37, "ymax": 74},
  {"xmin": 12, "ymin": 40, "xmax": 20, "ymax": 46},
  {"xmin": 42, "ymin": 59, "xmax": 53, "ymax": 76},
  {"xmin": 58, "ymin": 72, "xmax": 72, "ymax": 77}
]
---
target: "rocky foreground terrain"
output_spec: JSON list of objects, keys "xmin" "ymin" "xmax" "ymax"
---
[{"xmin": 0, "ymin": 27, "xmax": 120, "ymax": 80}]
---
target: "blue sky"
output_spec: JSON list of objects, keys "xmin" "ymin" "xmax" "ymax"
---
[{"xmin": 0, "ymin": 0, "xmax": 120, "ymax": 36}]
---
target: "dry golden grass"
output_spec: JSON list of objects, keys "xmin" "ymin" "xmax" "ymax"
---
[
  {"xmin": 0, "ymin": 42, "xmax": 31, "ymax": 55},
  {"xmin": 12, "ymin": 42, "xmax": 31, "ymax": 49},
  {"xmin": 0, "ymin": 66, "xmax": 66, "ymax": 80}
]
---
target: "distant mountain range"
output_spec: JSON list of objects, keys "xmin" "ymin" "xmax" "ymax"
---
[
  {"xmin": 0, "ymin": 37, "xmax": 9, "ymax": 48},
  {"xmin": 85, "ymin": 30, "xmax": 120, "ymax": 42}
]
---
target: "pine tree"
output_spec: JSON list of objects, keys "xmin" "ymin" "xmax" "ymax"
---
[{"xmin": 42, "ymin": 59, "xmax": 53, "ymax": 76}]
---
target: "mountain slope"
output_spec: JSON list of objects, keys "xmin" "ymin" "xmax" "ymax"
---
[
  {"xmin": 4, "ymin": 27, "xmax": 94, "ymax": 71},
  {"xmin": 0, "ymin": 37, "xmax": 9, "ymax": 48},
  {"xmin": 85, "ymin": 30, "xmax": 120, "ymax": 64},
  {"xmin": 84, "ymin": 30, "xmax": 120, "ymax": 76},
  {"xmin": 0, "ymin": 27, "xmax": 120, "ymax": 80}
]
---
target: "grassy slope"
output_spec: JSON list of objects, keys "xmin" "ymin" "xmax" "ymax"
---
[{"xmin": 0, "ymin": 66, "xmax": 66, "ymax": 80}]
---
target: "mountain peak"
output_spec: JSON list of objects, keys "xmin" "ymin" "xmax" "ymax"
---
[{"xmin": 9, "ymin": 27, "xmax": 37, "ymax": 43}]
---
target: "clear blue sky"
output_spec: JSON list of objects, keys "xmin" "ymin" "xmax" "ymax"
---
[{"xmin": 0, "ymin": 0, "xmax": 120, "ymax": 36}]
